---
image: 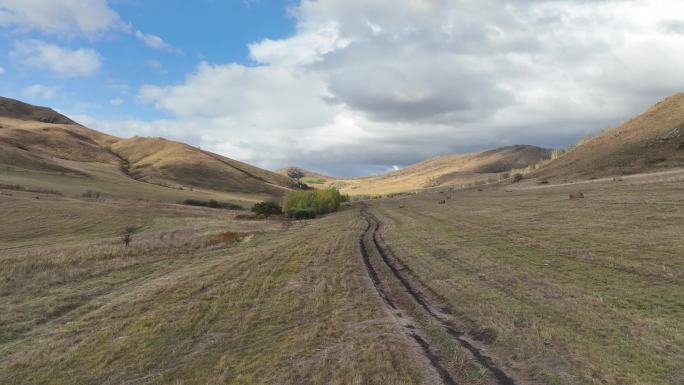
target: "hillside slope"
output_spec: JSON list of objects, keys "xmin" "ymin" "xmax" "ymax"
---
[
  {"xmin": 532, "ymin": 93, "xmax": 684, "ymax": 181},
  {"xmin": 335, "ymin": 145, "xmax": 551, "ymax": 195},
  {"xmin": 112, "ymin": 137, "xmax": 297, "ymax": 195},
  {"xmin": 0, "ymin": 96, "xmax": 298, "ymax": 197},
  {"xmin": 0, "ymin": 96, "xmax": 76, "ymax": 125}
]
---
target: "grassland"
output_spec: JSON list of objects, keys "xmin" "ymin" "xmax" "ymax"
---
[
  {"xmin": 365, "ymin": 176, "xmax": 684, "ymax": 385},
  {"xmin": 2, "ymin": 148, "xmax": 683, "ymax": 384},
  {"xmin": 0, "ymin": 190, "xmax": 434, "ymax": 385},
  {"xmin": 0, "ymin": 167, "xmax": 269, "ymax": 206}
]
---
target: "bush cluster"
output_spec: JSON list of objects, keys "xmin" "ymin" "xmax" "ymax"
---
[
  {"xmin": 282, "ymin": 189, "xmax": 349, "ymax": 218},
  {"xmin": 286, "ymin": 208, "xmax": 317, "ymax": 219},
  {"xmin": 251, "ymin": 201, "xmax": 282, "ymax": 217},
  {"xmin": 182, "ymin": 199, "xmax": 244, "ymax": 210}
]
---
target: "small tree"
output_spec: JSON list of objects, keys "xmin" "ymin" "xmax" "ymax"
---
[{"xmin": 122, "ymin": 225, "xmax": 141, "ymax": 247}]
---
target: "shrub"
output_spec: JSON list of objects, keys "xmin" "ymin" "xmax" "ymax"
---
[
  {"xmin": 512, "ymin": 173, "xmax": 524, "ymax": 183},
  {"xmin": 182, "ymin": 199, "xmax": 244, "ymax": 210},
  {"xmin": 251, "ymin": 201, "xmax": 282, "ymax": 217},
  {"xmin": 287, "ymin": 208, "xmax": 317, "ymax": 219},
  {"xmin": 282, "ymin": 188, "xmax": 348, "ymax": 217}
]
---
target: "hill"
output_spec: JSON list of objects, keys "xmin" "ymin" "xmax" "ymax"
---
[
  {"xmin": 334, "ymin": 145, "xmax": 551, "ymax": 195},
  {"xmin": 0, "ymin": 96, "xmax": 299, "ymax": 199},
  {"xmin": 532, "ymin": 93, "xmax": 684, "ymax": 182},
  {"xmin": 0, "ymin": 96, "xmax": 76, "ymax": 125},
  {"xmin": 112, "ymin": 137, "xmax": 297, "ymax": 195}
]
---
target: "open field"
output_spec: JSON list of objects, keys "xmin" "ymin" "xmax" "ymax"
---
[
  {"xmin": 364, "ymin": 176, "xmax": 684, "ymax": 385},
  {"xmin": 0, "ymin": 191, "xmax": 437, "ymax": 385}
]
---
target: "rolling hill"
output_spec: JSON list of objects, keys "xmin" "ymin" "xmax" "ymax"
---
[
  {"xmin": 0, "ymin": 96, "xmax": 299, "ymax": 199},
  {"xmin": 332, "ymin": 145, "xmax": 551, "ymax": 195},
  {"xmin": 111, "ymin": 137, "xmax": 298, "ymax": 195},
  {"xmin": 531, "ymin": 93, "xmax": 684, "ymax": 182}
]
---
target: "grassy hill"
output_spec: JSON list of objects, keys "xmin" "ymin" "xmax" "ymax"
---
[
  {"xmin": 112, "ymin": 137, "xmax": 296, "ymax": 195},
  {"xmin": 531, "ymin": 93, "xmax": 684, "ymax": 182},
  {"xmin": 333, "ymin": 145, "xmax": 551, "ymax": 196},
  {"xmin": 0, "ymin": 97, "xmax": 299, "ymax": 202}
]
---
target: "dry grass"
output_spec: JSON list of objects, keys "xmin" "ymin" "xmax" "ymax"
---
[
  {"xmin": 0, "ymin": 167, "xmax": 270, "ymax": 206},
  {"xmin": 0, "ymin": 193, "xmax": 429, "ymax": 385},
  {"xmin": 1, "ymin": 104, "xmax": 294, "ymax": 199},
  {"xmin": 367, "ymin": 177, "xmax": 684, "ymax": 385},
  {"xmin": 532, "ymin": 93, "xmax": 684, "ymax": 182},
  {"xmin": 329, "ymin": 145, "xmax": 549, "ymax": 196},
  {"xmin": 111, "ymin": 136, "xmax": 294, "ymax": 195}
]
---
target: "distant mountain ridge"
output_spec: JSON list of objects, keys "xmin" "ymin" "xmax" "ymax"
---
[
  {"xmin": 0, "ymin": 96, "xmax": 300, "ymax": 196},
  {"xmin": 4, "ymin": 93, "xmax": 683, "ymax": 197},
  {"xmin": 323, "ymin": 144, "xmax": 552, "ymax": 195}
]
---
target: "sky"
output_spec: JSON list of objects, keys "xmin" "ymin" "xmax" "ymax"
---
[{"xmin": 1, "ymin": 0, "xmax": 684, "ymax": 177}]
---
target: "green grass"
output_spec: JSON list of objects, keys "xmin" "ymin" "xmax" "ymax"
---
[
  {"xmin": 369, "ymin": 180, "xmax": 684, "ymax": 385},
  {"xmin": 301, "ymin": 177, "xmax": 325, "ymax": 184}
]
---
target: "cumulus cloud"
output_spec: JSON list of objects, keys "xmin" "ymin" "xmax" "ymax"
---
[
  {"xmin": 22, "ymin": 84, "xmax": 58, "ymax": 100},
  {"xmin": 109, "ymin": 98, "xmax": 124, "ymax": 106},
  {"xmin": 0, "ymin": 0, "xmax": 121, "ymax": 37},
  {"xmin": 135, "ymin": 30, "xmax": 179, "ymax": 53},
  {"xmin": 134, "ymin": 0, "xmax": 684, "ymax": 176},
  {"xmin": 11, "ymin": 40, "xmax": 101, "ymax": 77}
]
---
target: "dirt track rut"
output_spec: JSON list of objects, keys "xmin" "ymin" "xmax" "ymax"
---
[{"xmin": 359, "ymin": 206, "xmax": 519, "ymax": 385}]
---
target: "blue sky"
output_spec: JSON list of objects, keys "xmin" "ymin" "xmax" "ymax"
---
[
  {"xmin": 1, "ymin": 0, "xmax": 296, "ymax": 121},
  {"xmin": 1, "ymin": 1, "xmax": 684, "ymax": 176}
]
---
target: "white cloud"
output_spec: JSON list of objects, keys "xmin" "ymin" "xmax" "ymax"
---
[
  {"xmin": 131, "ymin": 0, "xmax": 684, "ymax": 176},
  {"xmin": 109, "ymin": 98, "xmax": 124, "ymax": 106},
  {"xmin": 0, "ymin": 0, "xmax": 121, "ymax": 37},
  {"xmin": 249, "ymin": 23, "xmax": 349, "ymax": 66},
  {"xmin": 0, "ymin": 67, "xmax": 4, "ymax": 75},
  {"xmin": 22, "ymin": 84, "xmax": 58, "ymax": 100},
  {"xmin": 135, "ymin": 30, "xmax": 179, "ymax": 53},
  {"xmin": 11, "ymin": 40, "xmax": 101, "ymax": 77}
]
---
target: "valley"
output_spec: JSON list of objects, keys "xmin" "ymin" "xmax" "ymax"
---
[{"xmin": 1, "ymin": 94, "xmax": 683, "ymax": 385}]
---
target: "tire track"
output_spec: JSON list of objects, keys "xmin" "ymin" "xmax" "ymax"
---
[
  {"xmin": 359, "ymin": 209, "xmax": 458, "ymax": 385},
  {"xmin": 360, "ymin": 206, "xmax": 518, "ymax": 385}
]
